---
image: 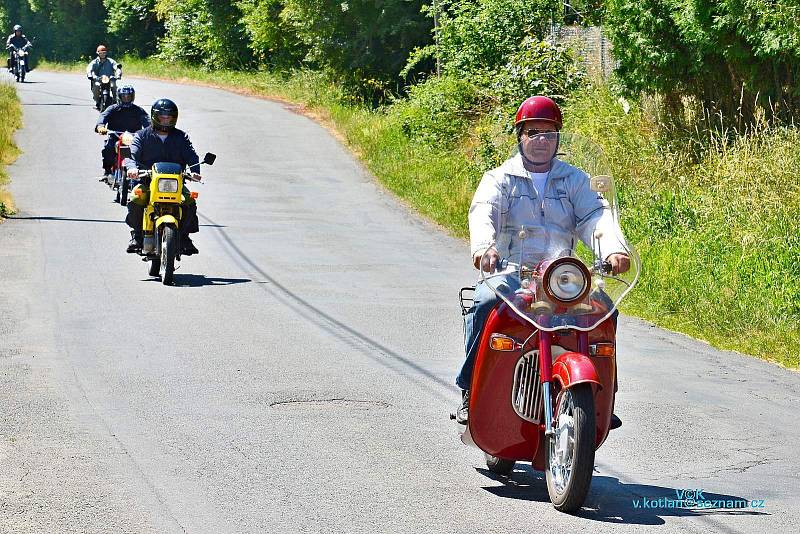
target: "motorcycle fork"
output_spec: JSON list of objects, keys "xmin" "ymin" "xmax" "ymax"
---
[{"xmin": 540, "ymin": 329, "xmax": 590, "ymax": 436}]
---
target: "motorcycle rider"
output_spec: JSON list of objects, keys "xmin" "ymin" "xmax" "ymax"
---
[
  {"xmin": 455, "ymin": 96, "xmax": 631, "ymax": 425},
  {"xmin": 94, "ymin": 84, "xmax": 149, "ymax": 181},
  {"xmin": 124, "ymin": 98, "xmax": 202, "ymax": 256},
  {"xmin": 86, "ymin": 45, "xmax": 119, "ymax": 110},
  {"xmin": 6, "ymin": 25, "xmax": 31, "ymax": 71}
]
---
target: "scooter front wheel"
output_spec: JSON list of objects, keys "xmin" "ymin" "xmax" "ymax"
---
[
  {"xmin": 545, "ymin": 383, "xmax": 596, "ymax": 513},
  {"xmin": 484, "ymin": 453, "xmax": 515, "ymax": 476}
]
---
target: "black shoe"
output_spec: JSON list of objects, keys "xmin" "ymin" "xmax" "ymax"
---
[
  {"xmin": 182, "ymin": 237, "xmax": 199, "ymax": 256},
  {"xmin": 610, "ymin": 413, "xmax": 622, "ymax": 430},
  {"xmin": 125, "ymin": 230, "xmax": 144, "ymax": 254},
  {"xmin": 455, "ymin": 390, "xmax": 470, "ymax": 425}
]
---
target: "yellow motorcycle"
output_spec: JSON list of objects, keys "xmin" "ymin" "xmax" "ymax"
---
[{"xmin": 132, "ymin": 153, "xmax": 215, "ymax": 285}]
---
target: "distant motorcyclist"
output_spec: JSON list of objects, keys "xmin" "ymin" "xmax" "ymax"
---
[
  {"xmin": 6, "ymin": 25, "xmax": 31, "ymax": 71},
  {"xmin": 94, "ymin": 85, "xmax": 149, "ymax": 181},
  {"xmin": 86, "ymin": 45, "xmax": 119, "ymax": 110},
  {"xmin": 124, "ymin": 98, "xmax": 202, "ymax": 256}
]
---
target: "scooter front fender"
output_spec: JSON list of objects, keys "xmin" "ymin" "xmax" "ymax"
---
[
  {"xmin": 155, "ymin": 214, "xmax": 179, "ymax": 229},
  {"xmin": 552, "ymin": 352, "xmax": 601, "ymax": 391}
]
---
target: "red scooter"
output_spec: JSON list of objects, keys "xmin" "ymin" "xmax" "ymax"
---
[
  {"xmin": 102, "ymin": 130, "xmax": 135, "ymax": 205},
  {"xmin": 456, "ymin": 135, "xmax": 640, "ymax": 513}
]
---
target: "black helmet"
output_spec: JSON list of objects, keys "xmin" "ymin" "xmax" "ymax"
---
[
  {"xmin": 13, "ymin": 25, "xmax": 22, "ymax": 32},
  {"xmin": 118, "ymin": 85, "xmax": 135, "ymax": 106},
  {"xmin": 151, "ymin": 98, "xmax": 178, "ymax": 133}
]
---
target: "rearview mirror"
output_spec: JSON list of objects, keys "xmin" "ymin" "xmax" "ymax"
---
[{"xmin": 203, "ymin": 152, "xmax": 216, "ymax": 165}]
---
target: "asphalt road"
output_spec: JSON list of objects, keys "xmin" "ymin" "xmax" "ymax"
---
[{"xmin": 0, "ymin": 71, "xmax": 798, "ymax": 534}]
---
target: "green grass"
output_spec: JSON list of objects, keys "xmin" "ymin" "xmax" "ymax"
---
[
  {"xmin": 39, "ymin": 59, "xmax": 800, "ymax": 368},
  {"xmin": 0, "ymin": 82, "xmax": 21, "ymax": 218}
]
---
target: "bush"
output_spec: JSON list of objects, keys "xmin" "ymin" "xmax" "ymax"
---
[{"xmin": 392, "ymin": 75, "xmax": 485, "ymax": 146}]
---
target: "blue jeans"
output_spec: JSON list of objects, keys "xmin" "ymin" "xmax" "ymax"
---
[{"xmin": 456, "ymin": 274, "xmax": 520, "ymax": 390}]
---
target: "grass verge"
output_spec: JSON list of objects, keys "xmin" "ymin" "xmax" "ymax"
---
[
  {"xmin": 0, "ymin": 82, "xmax": 21, "ymax": 218},
  {"xmin": 39, "ymin": 59, "xmax": 800, "ymax": 368}
]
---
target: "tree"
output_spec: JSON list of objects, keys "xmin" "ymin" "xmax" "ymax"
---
[
  {"xmin": 104, "ymin": 0, "xmax": 162, "ymax": 56},
  {"xmin": 236, "ymin": 0, "xmax": 306, "ymax": 70},
  {"xmin": 279, "ymin": 0, "xmax": 433, "ymax": 96},
  {"xmin": 605, "ymin": 0, "xmax": 800, "ymax": 123},
  {"xmin": 153, "ymin": 0, "xmax": 250, "ymax": 69}
]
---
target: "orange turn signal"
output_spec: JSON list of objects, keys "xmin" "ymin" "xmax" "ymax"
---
[
  {"xmin": 591, "ymin": 343, "xmax": 615, "ymax": 357},
  {"xmin": 190, "ymin": 191, "xmax": 199, "ymax": 200},
  {"xmin": 490, "ymin": 334, "xmax": 518, "ymax": 352},
  {"xmin": 133, "ymin": 189, "xmax": 143, "ymax": 197}
]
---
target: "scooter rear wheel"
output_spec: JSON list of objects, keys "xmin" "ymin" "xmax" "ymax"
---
[
  {"xmin": 484, "ymin": 453, "xmax": 515, "ymax": 476},
  {"xmin": 545, "ymin": 383, "xmax": 596, "ymax": 513}
]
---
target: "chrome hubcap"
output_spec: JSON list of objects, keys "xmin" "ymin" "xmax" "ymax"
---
[{"xmin": 548, "ymin": 389, "xmax": 575, "ymax": 494}]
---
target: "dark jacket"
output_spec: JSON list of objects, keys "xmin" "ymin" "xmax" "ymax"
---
[
  {"xmin": 96, "ymin": 103, "xmax": 149, "ymax": 134},
  {"xmin": 126, "ymin": 126, "xmax": 200, "ymax": 174},
  {"xmin": 6, "ymin": 34, "xmax": 30, "ymax": 49}
]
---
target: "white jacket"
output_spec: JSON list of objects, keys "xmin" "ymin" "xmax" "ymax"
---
[{"xmin": 469, "ymin": 153, "xmax": 627, "ymax": 263}]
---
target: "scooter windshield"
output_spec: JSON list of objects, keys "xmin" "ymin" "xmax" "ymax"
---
[{"xmin": 479, "ymin": 133, "xmax": 640, "ymax": 332}]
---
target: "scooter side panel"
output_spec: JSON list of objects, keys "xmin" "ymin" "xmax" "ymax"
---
[{"xmin": 470, "ymin": 304, "xmax": 542, "ymax": 461}]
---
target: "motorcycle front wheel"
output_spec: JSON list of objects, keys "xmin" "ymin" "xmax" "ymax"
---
[
  {"xmin": 18, "ymin": 68, "xmax": 24, "ymax": 83},
  {"xmin": 160, "ymin": 225, "xmax": 178, "ymax": 285},
  {"xmin": 545, "ymin": 383, "xmax": 596, "ymax": 513},
  {"xmin": 120, "ymin": 172, "xmax": 129, "ymax": 206}
]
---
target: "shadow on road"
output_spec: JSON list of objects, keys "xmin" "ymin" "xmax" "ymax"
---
[
  {"xmin": 477, "ymin": 465, "xmax": 768, "ymax": 524},
  {"xmin": 7, "ymin": 216, "xmax": 225, "ymax": 228},
  {"xmin": 173, "ymin": 274, "xmax": 251, "ymax": 287}
]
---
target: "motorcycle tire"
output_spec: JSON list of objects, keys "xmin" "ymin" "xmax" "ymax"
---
[
  {"xmin": 19, "ymin": 69, "xmax": 24, "ymax": 83},
  {"xmin": 544, "ymin": 383, "xmax": 596, "ymax": 513},
  {"xmin": 160, "ymin": 225, "xmax": 178, "ymax": 286},
  {"xmin": 120, "ymin": 174, "xmax": 129, "ymax": 206},
  {"xmin": 484, "ymin": 453, "xmax": 515, "ymax": 476},
  {"xmin": 114, "ymin": 169, "xmax": 121, "ymax": 203}
]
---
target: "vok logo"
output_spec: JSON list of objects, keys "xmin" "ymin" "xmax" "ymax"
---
[{"xmin": 675, "ymin": 488, "xmax": 705, "ymax": 501}]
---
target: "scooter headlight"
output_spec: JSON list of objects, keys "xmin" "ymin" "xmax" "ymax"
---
[
  {"xmin": 158, "ymin": 178, "xmax": 179, "ymax": 193},
  {"xmin": 542, "ymin": 257, "xmax": 591, "ymax": 305}
]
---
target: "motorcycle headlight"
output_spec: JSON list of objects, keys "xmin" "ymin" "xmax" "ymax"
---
[
  {"xmin": 158, "ymin": 178, "xmax": 179, "ymax": 193},
  {"xmin": 101, "ymin": 75, "xmax": 110, "ymax": 83},
  {"xmin": 120, "ymin": 132, "xmax": 134, "ymax": 146},
  {"xmin": 17, "ymin": 50, "xmax": 24, "ymax": 57},
  {"xmin": 542, "ymin": 257, "xmax": 591, "ymax": 305}
]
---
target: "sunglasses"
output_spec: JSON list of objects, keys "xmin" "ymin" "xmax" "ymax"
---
[{"xmin": 522, "ymin": 128, "xmax": 558, "ymax": 139}]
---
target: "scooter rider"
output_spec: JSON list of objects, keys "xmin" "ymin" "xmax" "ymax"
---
[
  {"xmin": 86, "ymin": 45, "xmax": 119, "ymax": 110},
  {"xmin": 6, "ymin": 25, "xmax": 31, "ymax": 70},
  {"xmin": 124, "ymin": 98, "xmax": 202, "ymax": 256},
  {"xmin": 94, "ymin": 84, "xmax": 149, "ymax": 181},
  {"xmin": 455, "ymin": 96, "xmax": 631, "ymax": 424}
]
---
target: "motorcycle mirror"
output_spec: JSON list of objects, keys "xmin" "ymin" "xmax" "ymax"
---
[
  {"xmin": 203, "ymin": 153, "xmax": 216, "ymax": 166},
  {"xmin": 117, "ymin": 63, "xmax": 123, "ymax": 68}
]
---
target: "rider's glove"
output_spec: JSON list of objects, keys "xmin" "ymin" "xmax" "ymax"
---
[{"xmin": 96, "ymin": 126, "xmax": 108, "ymax": 135}]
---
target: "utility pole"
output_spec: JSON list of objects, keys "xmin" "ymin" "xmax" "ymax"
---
[{"xmin": 432, "ymin": 0, "xmax": 441, "ymax": 76}]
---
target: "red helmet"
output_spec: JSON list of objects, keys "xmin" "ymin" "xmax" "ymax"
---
[{"xmin": 514, "ymin": 96, "xmax": 563, "ymax": 131}]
